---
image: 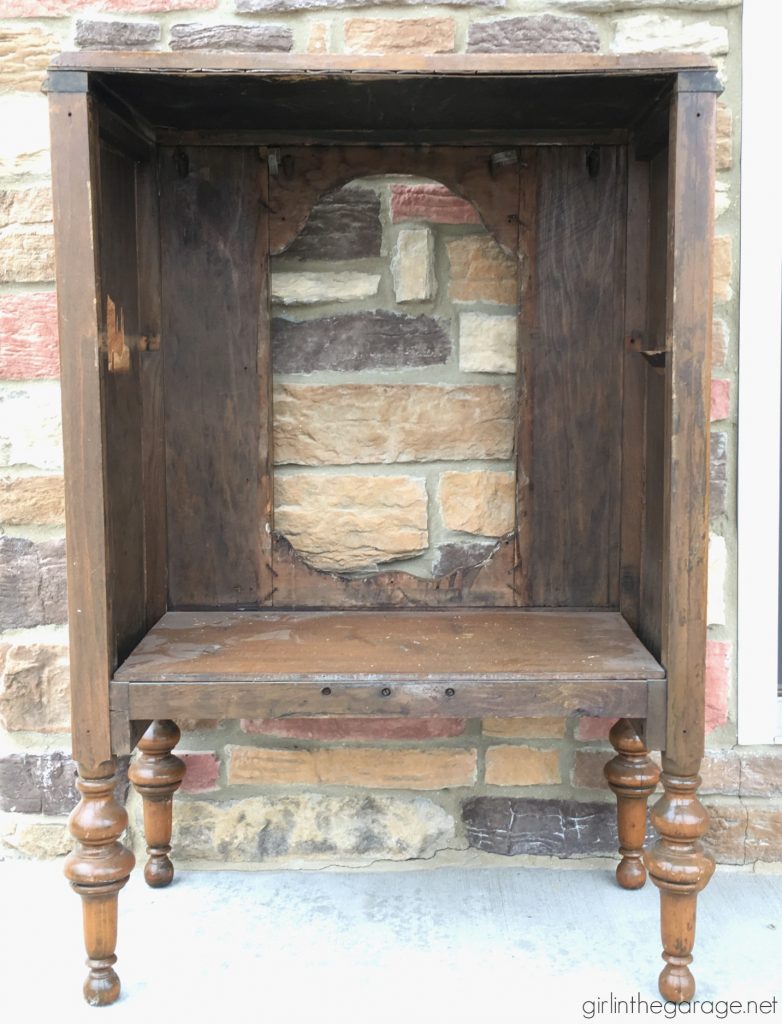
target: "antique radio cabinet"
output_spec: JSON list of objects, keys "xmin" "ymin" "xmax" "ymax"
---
[{"xmin": 45, "ymin": 51, "xmax": 718, "ymax": 1006}]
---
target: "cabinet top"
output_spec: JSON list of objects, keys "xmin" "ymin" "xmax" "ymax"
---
[{"xmin": 48, "ymin": 50, "xmax": 717, "ymax": 78}]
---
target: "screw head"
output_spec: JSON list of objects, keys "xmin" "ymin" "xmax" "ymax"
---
[
  {"xmin": 445, "ymin": 687, "xmax": 455, "ymax": 698},
  {"xmin": 321, "ymin": 686, "xmax": 332, "ymax": 696},
  {"xmin": 381, "ymin": 687, "xmax": 391, "ymax": 697}
]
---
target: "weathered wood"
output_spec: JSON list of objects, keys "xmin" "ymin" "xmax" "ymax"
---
[
  {"xmin": 660, "ymin": 89, "xmax": 716, "ymax": 774},
  {"xmin": 605, "ymin": 718, "xmax": 660, "ymax": 889},
  {"xmin": 49, "ymin": 91, "xmax": 112, "ymax": 771},
  {"xmin": 115, "ymin": 608, "xmax": 664, "ymax": 682},
  {"xmin": 65, "ymin": 760, "xmax": 135, "ymax": 1006},
  {"xmin": 269, "ymin": 146, "xmax": 521, "ymax": 255},
  {"xmin": 49, "ymin": 52, "xmax": 718, "ymax": 75},
  {"xmin": 128, "ymin": 721, "xmax": 186, "ymax": 888},
  {"xmin": 159, "ymin": 146, "xmax": 271, "ymax": 608},
  {"xmin": 514, "ymin": 147, "xmax": 537, "ymax": 606},
  {"xmin": 529, "ymin": 145, "xmax": 625, "ymax": 607},
  {"xmin": 120, "ymin": 678, "xmax": 655, "ymax": 723},
  {"xmin": 98, "ymin": 142, "xmax": 148, "ymax": 666},
  {"xmin": 619, "ymin": 156, "xmax": 650, "ymax": 629},
  {"xmin": 272, "ymin": 535, "xmax": 516, "ymax": 610},
  {"xmin": 136, "ymin": 155, "xmax": 168, "ymax": 631},
  {"xmin": 158, "ymin": 129, "xmax": 629, "ymax": 148}
]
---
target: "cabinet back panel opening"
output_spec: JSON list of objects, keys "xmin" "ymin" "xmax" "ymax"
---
[{"xmin": 155, "ymin": 142, "xmax": 634, "ymax": 612}]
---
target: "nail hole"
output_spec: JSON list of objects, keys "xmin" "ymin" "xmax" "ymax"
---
[
  {"xmin": 321, "ymin": 687, "xmax": 331, "ymax": 696},
  {"xmin": 381, "ymin": 687, "xmax": 391, "ymax": 697}
]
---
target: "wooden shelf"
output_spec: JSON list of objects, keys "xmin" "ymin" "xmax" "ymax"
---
[{"xmin": 112, "ymin": 609, "xmax": 665, "ymax": 730}]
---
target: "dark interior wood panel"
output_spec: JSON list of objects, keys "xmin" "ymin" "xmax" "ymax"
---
[
  {"xmin": 115, "ymin": 608, "xmax": 664, "ymax": 682},
  {"xmin": 97, "ymin": 143, "xmax": 147, "ymax": 665},
  {"xmin": 159, "ymin": 145, "xmax": 270, "ymax": 608},
  {"xmin": 91, "ymin": 70, "xmax": 674, "ymax": 136},
  {"xmin": 529, "ymin": 145, "xmax": 626, "ymax": 607}
]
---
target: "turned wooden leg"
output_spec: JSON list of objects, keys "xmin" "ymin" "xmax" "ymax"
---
[
  {"xmin": 65, "ymin": 760, "xmax": 135, "ymax": 1006},
  {"xmin": 128, "ymin": 720, "xmax": 186, "ymax": 888},
  {"xmin": 604, "ymin": 718, "xmax": 660, "ymax": 889},
  {"xmin": 644, "ymin": 770, "xmax": 715, "ymax": 1003}
]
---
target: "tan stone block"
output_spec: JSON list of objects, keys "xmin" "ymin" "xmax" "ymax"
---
[
  {"xmin": 1, "ymin": 820, "xmax": 71, "ymax": 859},
  {"xmin": 271, "ymin": 271, "xmax": 380, "ymax": 306},
  {"xmin": 483, "ymin": 717, "xmax": 566, "ymax": 739},
  {"xmin": 275, "ymin": 472, "xmax": 428, "ymax": 571},
  {"xmin": 168, "ymin": 792, "xmax": 457, "ymax": 863},
  {"xmin": 439, "ymin": 470, "xmax": 515, "ymax": 537},
  {"xmin": 0, "ymin": 186, "xmax": 52, "ymax": 227},
  {"xmin": 0, "ymin": 27, "xmax": 58, "ymax": 92},
  {"xmin": 716, "ymin": 102, "xmax": 733, "ymax": 170},
  {"xmin": 0, "ymin": 227, "xmax": 55, "ymax": 283},
  {"xmin": 0, "ymin": 95, "xmax": 50, "ymax": 179},
  {"xmin": 484, "ymin": 746, "xmax": 561, "ymax": 786},
  {"xmin": 228, "ymin": 745, "xmax": 477, "ymax": 789},
  {"xmin": 307, "ymin": 22, "xmax": 328, "ymax": 54},
  {"xmin": 274, "ymin": 383, "xmax": 515, "ymax": 466},
  {"xmin": 713, "ymin": 235, "xmax": 732, "ymax": 302},
  {"xmin": 0, "ymin": 642, "xmax": 70, "ymax": 733},
  {"xmin": 447, "ymin": 236, "xmax": 517, "ymax": 305},
  {"xmin": 746, "ymin": 806, "xmax": 782, "ymax": 863},
  {"xmin": 704, "ymin": 801, "xmax": 746, "ymax": 864},
  {"xmin": 345, "ymin": 17, "xmax": 455, "ymax": 55},
  {"xmin": 611, "ymin": 15, "xmax": 728, "ymax": 56},
  {"xmin": 739, "ymin": 751, "xmax": 782, "ymax": 797},
  {"xmin": 0, "ymin": 475, "xmax": 64, "ymax": 524},
  {"xmin": 712, "ymin": 317, "xmax": 728, "ymax": 367},
  {"xmin": 392, "ymin": 227, "xmax": 435, "ymax": 303},
  {"xmin": 459, "ymin": 312, "xmax": 516, "ymax": 373}
]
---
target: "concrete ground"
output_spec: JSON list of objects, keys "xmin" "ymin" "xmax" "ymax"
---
[{"xmin": 1, "ymin": 861, "xmax": 780, "ymax": 1023}]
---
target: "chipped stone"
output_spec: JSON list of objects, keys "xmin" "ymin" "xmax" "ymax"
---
[
  {"xmin": 271, "ymin": 271, "xmax": 380, "ymax": 306},
  {"xmin": 282, "ymin": 186, "xmax": 381, "ymax": 261},
  {"xmin": 274, "ymin": 384, "xmax": 515, "ymax": 466},
  {"xmin": 169, "ymin": 792, "xmax": 457, "ymax": 863},
  {"xmin": 459, "ymin": 312, "xmax": 516, "ymax": 373},
  {"xmin": 447, "ymin": 236, "xmax": 517, "ymax": 306},
  {"xmin": 170, "ymin": 23, "xmax": 292, "ymax": 52},
  {"xmin": 274, "ymin": 472, "xmax": 428, "ymax": 571},
  {"xmin": 439, "ymin": 470, "xmax": 515, "ymax": 537},
  {"xmin": 392, "ymin": 227, "xmax": 435, "ymax": 303},
  {"xmin": 468, "ymin": 14, "xmax": 599, "ymax": 54},
  {"xmin": 272, "ymin": 311, "xmax": 449, "ymax": 374},
  {"xmin": 0, "ymin": 642, "xmax": 70, "ymax": 733}
]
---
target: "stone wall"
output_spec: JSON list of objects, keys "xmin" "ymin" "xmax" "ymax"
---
[
  {"xmin": 1, "ymin": 0, "xmax": 770, "ymax": 872},
  {"xmin": 271, "ymin": 177, "xmax": 517, "ymax": 575}
]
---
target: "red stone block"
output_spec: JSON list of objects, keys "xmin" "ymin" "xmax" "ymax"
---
[
  {"xmin": 0, "ymin": 0, "xmax": 90, "ymax": 13},
  {"xmin": 574, "ymin": 716, "xmax": 617, "ymax": 742},
  {"xmin": 240, "ymin": 717, "xmax": 467, "ymax": 740},
  {"xmin": 0, "ymin": 0, "xmax": 213, "ymax": 12},
  {"xmin": 705, "ymin": 639, "xmax": 731, "ymax": 733},
  {"xmin": 179, "ymin": 752, "xmax": 220, "ymax": 793},
  {"xmin": 0, "ymin": 292, "xmax": 59, "ymax": 379},
  {"xmin": 102, "ymin": 0, "xmax": 216, "ymax": 9},
  {"xmin": 391, "ymin": 184, "xmax": 480, "ymax": 225},
  {"xmin": 710, "ymin": 378, "xmax": 731, "ymax": 422}
]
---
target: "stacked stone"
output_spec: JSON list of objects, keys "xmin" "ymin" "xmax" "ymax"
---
[
  {"xmin": 1, "ymin": 0, "xmax": 770, "ymax": 870},
  {"xmin": 270, "ymin": 177, "xmax": 517, "ymax": 576}
]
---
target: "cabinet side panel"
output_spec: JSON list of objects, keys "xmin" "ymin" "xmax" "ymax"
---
[
  {"xmin": 661, "ymin": 89, "xmax": 716, "ymax": 773},
  {"xmin": 136, "ymin": 154, "xmax": 168, "ymax": 628},
  {"xmin": 49, "ymin": 91, "xmax": 112, "ymax": 768},
  {"xmin": 637, "ymin": 147, "xmax": 669, "ymax": 659},
  {"xmin": 530, "ymin": 146, "xmax": 626, "ymax": 607},
  {"xmin": 97, "ymin": 143, "xmax": 148, "ymax": 664},
  {"xmin": 159, "ymin": 146, "xmax": 268, "ymax": 607}
]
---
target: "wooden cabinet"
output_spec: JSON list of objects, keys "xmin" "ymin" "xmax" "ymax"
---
[{"xmin": 46, "ymin": 51, "xmax": 719, "ymax": 1006}]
